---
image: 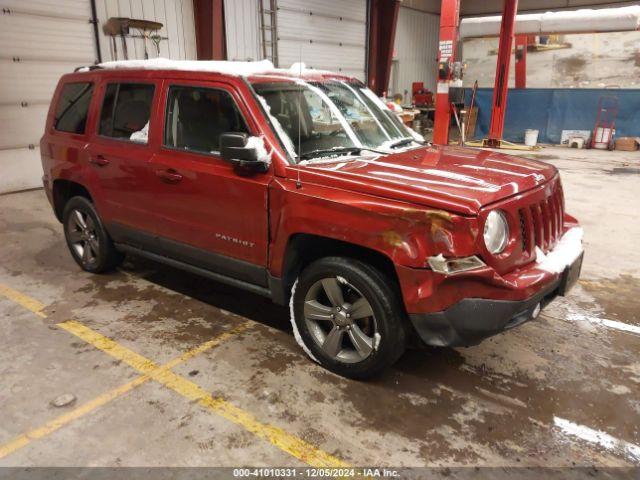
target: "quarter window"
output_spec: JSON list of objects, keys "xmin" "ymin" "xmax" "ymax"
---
[
  {"xmin": 99, "ymin": 83, "xmax": 155, "ymax": 143},
  {"xmin": 54, "ymin": 82, "xmax": 94, "ymax": 134},
  {"xmin": 164, "ymin": 85, "xmax": 249, "ymax": 153}
]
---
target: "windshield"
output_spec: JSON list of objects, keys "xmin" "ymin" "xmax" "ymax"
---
[{"xmin": 251, "ymin": 79, "xmax": 423, "ymax": 162}]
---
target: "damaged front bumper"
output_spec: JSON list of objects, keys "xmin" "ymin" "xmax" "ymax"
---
[
  {"xmin": 400, "ymin": 228, "xmax": 584, "ymax": 347},
  {"xmin": 409, "ymin": 252, "xmax": 583, "ymax": 347}
]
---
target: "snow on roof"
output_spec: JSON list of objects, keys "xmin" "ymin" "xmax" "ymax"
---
[
  {"xmin": 97, "ymin": 57, "xmax": 276, "ymax": 76},
  {"xmin": 95, "ymin": 58, "xmax": 340, "ymax": 79},
  {"xmin": 461, "ymin": 5, "xmax": 640, "ymax": 38},
  {"xmin": 284, "ymin": 62, "xmax": 333, "ymax": 76}
]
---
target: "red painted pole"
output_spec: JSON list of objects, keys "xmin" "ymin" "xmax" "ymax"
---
[
  {"xmin": 487, "ymin": 0, "xmax": 519, "ymax": 146},
  {"xmin": 193, "ymin": 0, "xmax": 226, "ymax": 60},
  {"xmin": 515, "ymin": 34, "xmax": 527, "ymax": 89},
  {"xmin": 432, "ymin": 0, "xmax": 461, "ymax": 146},
  {"xmin": 367, "ymin": 0, "xmax": 401, "ymax": 96}
]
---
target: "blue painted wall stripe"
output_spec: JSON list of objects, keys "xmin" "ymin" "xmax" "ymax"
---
[{"xmin": 466, "ymin": 88, "xmax": 640, "ymax": 144}]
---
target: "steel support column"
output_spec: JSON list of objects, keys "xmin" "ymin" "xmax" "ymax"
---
[
  {"xmin": 432, "ymin": 0, "xmax": 461, "ymax": 146},
  {"xmin": 487, "ymin": 0, "xmax": 519, "ymax": 146},
  {"xmin": 367, "ymin": 0, "xmax": 401, "ymax": 96},
  {"xmin": 515, "ymin": 34, "xmax": 527, "ymax": 89},
  {"xmin": 194, "ymin": 0, "xmax": 226, "ymax": 60}
]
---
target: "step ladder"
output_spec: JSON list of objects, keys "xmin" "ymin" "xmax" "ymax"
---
[{"xmin": 259, "ymin": 0, "xmax": 278, "ymax": 66}]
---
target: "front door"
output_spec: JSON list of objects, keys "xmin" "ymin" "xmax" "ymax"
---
[{"xmin": 146, "ymin": 80, "xmax": 271, "ymax": 285}]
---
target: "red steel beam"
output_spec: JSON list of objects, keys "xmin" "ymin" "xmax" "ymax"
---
[
  {"xmin": 432, "ymin": 0, "xmax": 461, "ymax": 146},
  {"xmin": 367, "ymin": 0, "xmax": 401, "ymax": 96},
  {"xmin": 515, "ymin": 34, "xmax": 527, "ymax": 89},
  {"xmin": 194, "ymin": 0, "xmax": 226, "ymax": 60},
  {"xmin": 487, "ymin": 0, "xmax": 519, "ymax": 146}
]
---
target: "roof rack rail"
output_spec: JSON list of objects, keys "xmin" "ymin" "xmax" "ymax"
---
[{"xmin": 74, "ymin": 65, "xmax": 103, "ymax": 72}]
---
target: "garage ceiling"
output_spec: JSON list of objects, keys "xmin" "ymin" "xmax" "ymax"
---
[{"xmin": 404, "ymin": 0, "xmax": 640, "ymax": 15}]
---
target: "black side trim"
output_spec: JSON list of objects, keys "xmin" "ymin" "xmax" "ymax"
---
[
  {"xmin": 268, "ymin": 274, "xmax": 288, "ymax": 306},
  {"xmin": 115, "ymin": 244, "xmax": 271, "ymax": 298},
  {"xmin": 108, "ymin": 222, "xmax": 267, "ymax": 286}
]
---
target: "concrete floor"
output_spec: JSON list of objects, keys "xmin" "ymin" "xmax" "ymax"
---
[{"xmin": 0, "ymin": 146, "xmax": 639, "ymax": 469}]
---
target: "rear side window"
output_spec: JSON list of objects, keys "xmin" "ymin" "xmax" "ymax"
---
[
  {"xmin": 99, "ymin": 83, "xmax": 155, "ymax": 143},
  {"xmin": 54, "ymin": 82, "xmax": 93, "ymax": 134},
  {"xmin": 164, "ymin": 85, "xmax": 248, "ymax": 153}
]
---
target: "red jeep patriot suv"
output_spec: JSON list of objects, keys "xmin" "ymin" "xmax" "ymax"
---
[{"xmin": 41, "ymin": 59, "xmax": 583, "ymax": 379}]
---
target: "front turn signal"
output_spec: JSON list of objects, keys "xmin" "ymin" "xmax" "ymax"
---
[{"xmin": 428, "ymin": 254, "xmax": 486, "ymax": 275}]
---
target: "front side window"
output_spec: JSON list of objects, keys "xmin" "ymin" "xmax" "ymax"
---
[
  {"xmin": 164, "ymin": 85, "xmax": 249, "ymax": 153},
  {"xmin": 54, "ymin": 82, "xmax": 94, "ymax": 134},
  {"xmin": 252, "ymin": 79, "xmax": 422, "ymax": 162},
  {"xmin": 99, "ymin": 83, "xmax": 155, "ymax": 143}
]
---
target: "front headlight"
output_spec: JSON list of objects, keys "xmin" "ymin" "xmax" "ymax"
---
[{"xmin": 483, "ymin": 210, "xmax": 509, "ymax": 254}]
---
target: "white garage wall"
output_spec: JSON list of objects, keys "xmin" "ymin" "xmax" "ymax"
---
[
  {"xmin": 94, "ymin": 0, "xmax": 197, "ymax": 62},
  {"xmin": 224, "ymin": 0, "xmax": 262, "ymax": 61},
  {"xmin": 0, "ymin": 0, "xmax": 196, "ymax": 194},
  {"xmin": 390, "ymin": 6, "xmax": 439, "ymax": 100}
]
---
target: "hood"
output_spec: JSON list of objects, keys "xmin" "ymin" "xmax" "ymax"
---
[{"xmin": 297, "ymin": 145, "xmax": 558, "ymax": 215}]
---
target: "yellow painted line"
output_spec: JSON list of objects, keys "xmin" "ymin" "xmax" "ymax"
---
[
  {"xmin": 0, "ymin": 375, "xmax": 147, "ymax": 459},
  {"xmin": 59, "ymin": 320, "xmax": 349, "ymax": 467},
  {"xmin": 0, "ymin": 283, "xmax": 46, "ymax": 318},
  {"xmin": 0, "ymin": 322, "xmax": 251, "ymax": 460},
  {"xmin": 0, "ymin": 283, "xmax": 348, "ymax": 467}
]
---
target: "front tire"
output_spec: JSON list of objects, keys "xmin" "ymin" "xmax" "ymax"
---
[
  {"xmin": 290, "ymin": 257, "xmax": 406, "ymax": 379},
  {"xmin": 62, "ymin": 196, "xmax": 122, "ymax": 273}
]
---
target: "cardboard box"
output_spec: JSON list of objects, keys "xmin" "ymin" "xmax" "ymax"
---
[{"xmin": 614, "ymin": 137, "xmax": 639, "ymax": 151}]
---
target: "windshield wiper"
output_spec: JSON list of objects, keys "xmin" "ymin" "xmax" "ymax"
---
[
  {"xmin": 388, "ymin": 137, "xmax": 415, "ymax": 149},
  {"xmin": 299, "ymin": 146, "xmax": 386, "ymax": 161}
]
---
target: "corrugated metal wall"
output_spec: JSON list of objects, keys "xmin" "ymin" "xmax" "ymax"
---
[
  {"xmin": 391, "ymin": 6, "xmax": 439, "ymax": 99},
  {"xmin": 224, "ymin": 0, "xmax": 261, "ymax": 61},
  {"xmin": 94, "ymin": 0, "xmax": 197, "ymax": 62}
]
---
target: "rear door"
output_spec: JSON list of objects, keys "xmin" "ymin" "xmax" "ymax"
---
[
  {"xmin": 147, "ymin": 80, "xmax": 271, "ymax": 284},
  {"xmin": 42, "ymin": 79, "xmax": 96, "ymax": 200},
  {"xmin": 87, "ymin": 79, "xmax": 161, "ymax": 237}
]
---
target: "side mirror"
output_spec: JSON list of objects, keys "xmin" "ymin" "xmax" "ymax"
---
[{"xmin": 220, "ymin": 132, "xmax": 268, "ymax": 174}]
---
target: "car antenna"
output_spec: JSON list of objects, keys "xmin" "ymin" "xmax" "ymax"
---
[{"xmin": 296, "ymin": 46, "xmax": 303, "ymax": 189}]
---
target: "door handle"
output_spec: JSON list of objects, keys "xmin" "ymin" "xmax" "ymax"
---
[
  {"xmin": 89, "ymin": 155, "xmax": 110, "ymax": 167},
  {"xmin": 156, "ymin": 168, "xmax": 183, "ymax": 183}
]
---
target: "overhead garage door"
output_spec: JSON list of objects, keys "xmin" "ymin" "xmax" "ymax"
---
[
  {"xmin": 276, "ymin": 0, "xmax": 367, "ymax": 80},
  {"xmin": 0, "ymin": 0, "xmax": 197, "ymax": 194},
  {"xmin": 0, "ymin": 0, "xmax": 96, "ymax": 194}
]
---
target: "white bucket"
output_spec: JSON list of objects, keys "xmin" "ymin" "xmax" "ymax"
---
[{"xmin": 524, "ymin": 129, "xmax": 539, "ymax": 147}]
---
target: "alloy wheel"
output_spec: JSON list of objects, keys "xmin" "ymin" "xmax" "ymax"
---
[
  {"xmin": 303, "ymin": 276, "xmax": 378, "ymax": 363},
  {"xmin": 66, "ymin": 209, "xmax": 99, "ymax": 266}
]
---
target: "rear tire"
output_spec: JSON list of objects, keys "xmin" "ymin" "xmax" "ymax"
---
[
  {"xmin": 290, "ymin": 257, "xmax": 406, "ymax": 379},
  {"xmin": 62, "ymin": 196, "xmax": 122, "ymax": 273}
]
